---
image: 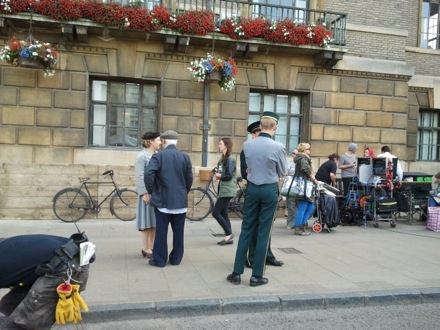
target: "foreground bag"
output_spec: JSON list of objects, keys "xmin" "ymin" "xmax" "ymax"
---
[{"xmin": 281, "ymin": 175, "xmax": 314, "ymax": 200}]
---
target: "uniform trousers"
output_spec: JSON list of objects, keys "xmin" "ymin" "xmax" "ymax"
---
[
  {"xmin": 233, "ymin": 182, "xmax": 278, "ymax": 277},
  {"xmin": 153, "ymin": 209, "xmax": 186, "ymax": 266}
]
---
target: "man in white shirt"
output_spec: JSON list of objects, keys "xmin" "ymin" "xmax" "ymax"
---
[{"xmin": 376, "ymin": 146, "xmax": 403, "ymax": 182}]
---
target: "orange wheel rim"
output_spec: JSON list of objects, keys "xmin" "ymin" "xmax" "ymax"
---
[{"xmin": 313, "ymin": 223, "xmax": 322, "ymax": 232}]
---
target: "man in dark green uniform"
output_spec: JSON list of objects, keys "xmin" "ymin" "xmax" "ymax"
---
[
  {"xmin": 240, "ymin": 120, "xmax": 284, "ymax": 268},
  {"xmin": 227, "ymin": 112, "xmax": 287, "ymax": 286}
]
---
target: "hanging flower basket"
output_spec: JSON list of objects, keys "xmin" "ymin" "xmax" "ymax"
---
[
  {"xmin": 204, "ymin": 70, "xmax": 222, "ymax": 83},
  {"xmin": 18, "ymin": 55, "xmax": 43, "ymax": 68},
  {"xmin": 187, "ymin": 53, "xmax": 239, "ymax": 92},
  {"xmin": 0, "ymin": 37, "xmax": 59, "ymax": 77}
]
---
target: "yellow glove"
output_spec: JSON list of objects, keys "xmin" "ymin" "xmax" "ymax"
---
[
  {"xmin": 55, "ymin": 283, "xmax": 74, "ymax": 325},
  {"xmin": 71, "ymin": 284, "xmax": 88, "ymax": 324}
]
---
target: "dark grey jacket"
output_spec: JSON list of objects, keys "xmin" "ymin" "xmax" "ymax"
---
[{"xmin": 144, "ymin": 145, "xmax": 193, "ymax": 209}]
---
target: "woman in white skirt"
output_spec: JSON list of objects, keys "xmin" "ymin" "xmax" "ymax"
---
[{"xmin": 135, "ymin": 132, "xmax": 161, "ymax": 258}]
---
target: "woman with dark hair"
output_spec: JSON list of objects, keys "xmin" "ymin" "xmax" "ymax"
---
[
  {"xmin": 135, "ymin": 131, "xmax": 161, "ymax": 259},
  {"xmin": 213, "ymin": 138, "xmax": 237, "ymax": 245},
  {"xmin": 316, "ymin": 153, "xmax": 340, "ymax": 186}
]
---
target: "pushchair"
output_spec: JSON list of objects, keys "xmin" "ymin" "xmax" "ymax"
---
[{"xmin": 312, "ymin": 182, "xmax": 340, "ymax": 233}]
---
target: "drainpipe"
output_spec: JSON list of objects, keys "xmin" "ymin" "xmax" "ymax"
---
[{"xmin": 201, "ymin": 84, "xmax": 210, "ymax": 166}]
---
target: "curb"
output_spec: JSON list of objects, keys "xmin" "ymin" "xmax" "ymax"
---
[{"xmin": 81, "ymin": 287, "xmax": 440, "ymax": 323}]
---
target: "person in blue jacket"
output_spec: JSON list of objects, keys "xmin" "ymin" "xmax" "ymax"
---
[
  {"xmin": 0, "ymin": 233, "xmax": 92, "ymax": 329},
  {"xmin": 144, "ymin": 130, "xmax": 193, "ymax": 267}
]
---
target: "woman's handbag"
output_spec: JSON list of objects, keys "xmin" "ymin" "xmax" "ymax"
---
[{"xmin": 281, "ymin": 175, "xmax": 314, "ymax": 199}]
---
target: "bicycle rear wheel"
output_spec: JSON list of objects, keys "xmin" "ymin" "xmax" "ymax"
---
[
  {"xmin": 110, "ymin": 188, "xmax": 137, "ymax": 221},
  {"xmin": 52, "ymin": 188, "xmax": 90, "ymax": 222},
  {"xmin": 186, "ymin": 188, "xmax": 213, "ymax": 221}
]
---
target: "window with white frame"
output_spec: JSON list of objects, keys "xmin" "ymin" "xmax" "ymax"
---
[
  {"xmin": 421, "ymin": 0, "xmax": 440, "ymax": 49},
  {"xmin": 417, "ymin": 109, "xmax": 440, "ymax": 160},
  {"xmin": 90, "ymin": 79, "xmax": 159, "ymax": 148},
  {"xmin": 248, "ymin": 92, "xmax": 303, "ymax": 153}
]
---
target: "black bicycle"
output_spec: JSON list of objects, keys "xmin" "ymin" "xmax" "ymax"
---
[
  {"xmin": 52, "ymin": 170, "xmax": 137, "ymax": 222},
  {"xmin": 186, "ymin": 168, "xmax": 246, "ymax": 221}
]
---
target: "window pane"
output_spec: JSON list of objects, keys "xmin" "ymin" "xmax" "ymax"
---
[
  {"xmin": 125, "ymin": 84, "xmax": 139, "ymax": 104},
  {"xmin": 249, "ymin": 93, "xmax": 261, "ymax": 112},
  {"xmin": 142, "ymin": 85, "xmax": 158, "ymax": 106},
  {"xmin": 141, "ymin": 108, "xmax": 157, "ymax": 130},
  {"xmin": 92, "ymin": 81, "xmax": 107, "ymax": 101},
  {"xmin": 92, "ymin": 126, "xmax": 106, "ymax": 146},
  {"xmin": 110, "ymin": 106, "xmax": 125, "ymax": 126},
  {"xmin": 276, "ymin": 95, "xmax": 288, "ymax": 114},
  {"xmin": 92, "ymin": 104, "xmax": 107, "ymax": 125},
  {"xmin": 290, "ymin": 117, "xmax": 301, "ymax": 135},
  {"xmin": 264, "ymin": 94, "xmax": 275, "ymax": 112},
  {"xmin": 125, "ymin": 108, "xmax": 138, "ymax": 128},
  {"xmin": 277, "ymin": 116, "xmax": 287, "ymax": 135},
  {"xmin": 110, "ymin": 83, "xmax": 125, "ymax": 103},
  {"xmin": 290, "ymin": 96, "xmax": 301, "ymax": 114}
]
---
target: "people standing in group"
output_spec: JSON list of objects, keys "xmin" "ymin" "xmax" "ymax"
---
[
  {"xmin": 316, "ymin": 153, "xmax": 340, "ymax": 187},
  {"xmin": 292, "ymin": 143, "xmax": 319, "ymax": 236},
  {"xmin": 135, "ymin": 131, "xmax": 161, "ymax": 259},
  {"xmin": 338, "ymin": 143, "xmax": 358, "ymax": 196},
  {"xmin": 286, "ymin": 149, "xmax": 298, "ymax": 229},
  {"xmin": 213, "ymin": 138, "xmax": 236, "ymax": 245},
  {"xmin": 376, "ymin": 145, "xmax": 403, "ymax": 182},
  {"xmin": 240, "ymin": 120, "xmax": 284, "ymax": 268},
  {"xmin": 144, "ymin": 130, "xmax": 193, "ymax": 267},
  {"xmin": 227, "ymin": 112, "xmax": 287, "ymax": 287},
  {"xmin": 364, "ymin": 147, "xmax": 375, "ymax": 158}
]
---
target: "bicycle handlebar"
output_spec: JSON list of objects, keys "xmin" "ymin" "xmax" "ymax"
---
[{"xmin": 102, "ymin": 170, "xmax": 114, "ymax": 176}]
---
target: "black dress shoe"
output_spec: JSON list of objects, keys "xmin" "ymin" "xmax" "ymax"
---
[
  {"xmin": 148, "ymin": 259, "xmax": 165, "ymax": 267},
  {"xmin": 226, "ymin": 273, "xmax": 241, "ymax": 285},
  {"xmin": 217, "ymin": 234, "xmax": 234, "ymax": 245},
  {"xmin": 250, "ymin": 276, "xmax": 269, "ymax": 287},
  {"xmin": 266, "ymin": 259, "xmax": 284, "ymax": 267}
]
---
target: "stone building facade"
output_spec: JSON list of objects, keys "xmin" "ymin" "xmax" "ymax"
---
[{"xmin": 0, "ymin": 0, "xmax": 438, "ymax": 219}]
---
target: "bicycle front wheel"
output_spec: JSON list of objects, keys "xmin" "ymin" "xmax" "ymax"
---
[
  {"xmin": 186, "ymin": 188, "xmax": 213, "ymax": 221},
  {"xmin": 231, "ymin": 189, "xmax": 245, "ymax": 219},
  {"xmin": 110, "ymin": 188, "xmax": 137, "ymax": 221},
  {"xmin": 52, "ymin": 188, "xmax": 90, "ymax": 223}
]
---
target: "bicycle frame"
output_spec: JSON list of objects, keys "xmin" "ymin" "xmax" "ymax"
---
[{"xmin": 77, "ymin": 172, "xmax": 128, "ymax": 211}]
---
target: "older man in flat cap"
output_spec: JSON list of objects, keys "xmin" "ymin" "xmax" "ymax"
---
[
  {"xmin": 240, "ymin": 120, "xmax": 284, "ymax": 269},
  {"xmin": 144, "ymin": 130, "xmax": 193, "ymax": 267},
  {"xmin": 227, "ymin": 112, "xmax": 287, "ymax": 287}
]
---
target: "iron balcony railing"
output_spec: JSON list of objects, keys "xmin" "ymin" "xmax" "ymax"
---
[{"xmin": 110, "ymin": 0, "xmax": 347, "ymax": 45}]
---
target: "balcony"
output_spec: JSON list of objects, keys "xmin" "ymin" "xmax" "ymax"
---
[{"xmin": 0, "ymin": 0, "xmax": 347, "ymax": 67}]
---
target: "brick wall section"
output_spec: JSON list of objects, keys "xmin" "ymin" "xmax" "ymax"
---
[{"xmin": 406, "ymin": 51, "xmax": 440, "ymax": 76}]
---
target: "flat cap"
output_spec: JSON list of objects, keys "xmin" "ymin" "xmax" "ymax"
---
[
  {"xmin": 161, "ymin": 130, "xmax": 179, "ymax": 140},
  {"xmin": 247, "ymin": 121, "xmax": 261, "ymax": 134},
  {"xmin": 261, "ymin": 111, "xmax": 279, "ymax": 123},
  {"xmin": 142, "ymin": 131, "xmax": 160, "ymax": 140}
]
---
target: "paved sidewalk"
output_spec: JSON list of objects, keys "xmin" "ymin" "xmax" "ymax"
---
[{"xmin": 1, "ymin": 216, "xmax": 440, "ymax": 324}]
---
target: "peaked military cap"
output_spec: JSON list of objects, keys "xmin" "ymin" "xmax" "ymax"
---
[
  {"xmin": 261, "ymin": 111, "xmax": 279, "ymax": 123},
  {"xmin": 247, "ymin": 121, "xmax": 261, "ymax": 134}
]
